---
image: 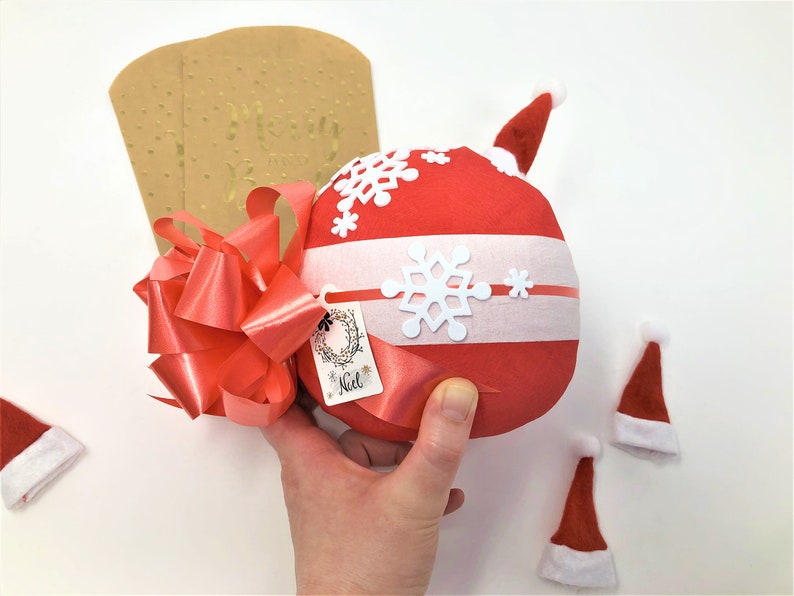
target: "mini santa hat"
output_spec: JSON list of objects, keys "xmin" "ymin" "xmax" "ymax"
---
[
  {"xmin": 486, "ymin": 79, "xmax": 566, "ymax": 177},
  {"xmin": 538, "ymin": 436, "xmax": 617, "ymax": 588},
  {"xmin": 1, "ymin": 397, "xmax": 84, "ymax": 509},
  {"xmin": 612, "ymin": 322, "xmax": 679, "ymax": 458}
]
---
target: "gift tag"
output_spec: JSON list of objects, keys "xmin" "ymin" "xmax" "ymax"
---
[{"xmin": 310, "ymin": 285, "xmax": 383, "ymax": 406}]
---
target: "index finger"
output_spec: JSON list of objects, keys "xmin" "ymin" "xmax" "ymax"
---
[{"xmin": 260, "ymin": 403, "xmax": 342, "ymax": 467}]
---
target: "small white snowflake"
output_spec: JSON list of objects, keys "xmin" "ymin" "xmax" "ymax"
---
[
  {"xmin": 331, "ymin": 210, "xmax": 359, "ymax": 238},
  {"xmin": 420, "ymin": 150, "xmax": 451, "ymax": 165},
  {"xmin": 381, "ymin": 242, "xmax": 491, "ymax": 341},
  {"xmin": 504, "ymin": 268, "xmax": 534, "ymax": 298}
]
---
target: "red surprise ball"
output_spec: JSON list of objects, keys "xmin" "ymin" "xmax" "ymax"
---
[{"xmin": 296, "ymin": 91, "xmax": 579, "ymax": 440}]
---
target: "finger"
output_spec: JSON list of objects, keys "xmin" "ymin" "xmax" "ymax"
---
[
  {"xmin": 260, "ymin": 403, "xmax": 341, "ymax": 468},
  {"xmin": 443, "ymin": 488, "xmax": 465, "ymax": 516},
  {"xmin": 390, "ymin": 378, "xmax": 478, "ymax": 515},
  {"xmin": 295, "ymin": 385, "xmax": 320, "ymax": 413},
  {"xmin": 337, "ymin": 429, "xmax": 413, "ymax": 468}
]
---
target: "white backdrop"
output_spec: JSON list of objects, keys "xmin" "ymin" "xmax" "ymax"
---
[{"xmin": 1, "ymin": 1, "xmax": 791, "ymax": 594}]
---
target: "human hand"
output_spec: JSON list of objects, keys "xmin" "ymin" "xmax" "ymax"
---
[{"xmin": 261, "ymin": 377, "xmax": 479, "ymax": 595}]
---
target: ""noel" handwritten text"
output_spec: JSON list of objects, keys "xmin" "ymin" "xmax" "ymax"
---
[{"xmin": 338, "ymin": 371, "xmax": 364, "ymax": 396}]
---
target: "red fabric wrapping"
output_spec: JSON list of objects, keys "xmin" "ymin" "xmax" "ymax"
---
[
  {"xmin": 295, "ymin": 340, "xmax": 578, "ymax": 441},
  {"xmin": 304, "ymin": 148, "xmax": 565, "ymax": 249},
  {"xmin": 298, "ymin": 146, "xmax": 579, "ymax": 440}
]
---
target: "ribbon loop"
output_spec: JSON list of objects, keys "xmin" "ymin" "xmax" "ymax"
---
[
  {"xmin": 175, "ymin": 246, "xmax": 259, "ymax": 331},
  {"xmin": 242, "ymin": 265, "xmax": 327, "ymax": 364},
  {"xmin": 152, "ymin": 211, "xmax": 225, "ymax": 256},
  {"xmin": 248, "ymin": 182, "xmax": 316, "ymax": 274},
  {"xmin": 136, "ymin": 183, "xmax": 321, "ymax": 426}
]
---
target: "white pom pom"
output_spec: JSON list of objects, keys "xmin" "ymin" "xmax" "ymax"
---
[
  {"xmin": 640, "ymin": 320, "xmax": 670, "ymax": 346},
  {"xmin": 533, "ymin": 78, "xmax": 567, "ymax": 109},
  {"xmin": 573, "ymin": 434, "xmax": 601, "ymax": 458}
]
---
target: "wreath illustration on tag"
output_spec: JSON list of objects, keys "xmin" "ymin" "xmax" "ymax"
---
[{"xmin": 312, "ymin": 308, "xmax": 364, "ymax": 368}]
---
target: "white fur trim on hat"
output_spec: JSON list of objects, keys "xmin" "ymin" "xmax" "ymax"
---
[
  {"xmin": 483, "ymin": 146, "xmax": 523, "ymax": 178},
  {"xmin": 1, "ymin": 427, "xmax": 84, "ymax": 509},
  {"xmin": 612, "ymin": 411, "xmax": 679, "ymax": 458},
  {"xmin": 538, "ymin": 543, "xmax": 617, "ymax": 588}
]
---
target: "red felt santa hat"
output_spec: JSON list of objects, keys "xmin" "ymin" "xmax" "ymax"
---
[
  {"xmin": 612, "ymin": 322, "xmax": 679, "ymax": 458},
  {"xmin": 486, "ymin": 79, "xmax": 567, "ymax": 177},
  {"xmin": 1, "ymin": 397, "xmax": 84, "ymax": 508},
  {"xmin": 538, "ymin": 436, "xmax": 617, "ymax": 588}
]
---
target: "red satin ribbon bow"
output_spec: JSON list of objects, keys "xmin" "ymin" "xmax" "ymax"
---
[{"xmin": 133, "ymin": 182, "xmax": 326, "ymax": 426}]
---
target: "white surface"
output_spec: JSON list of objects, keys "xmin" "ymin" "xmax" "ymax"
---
[{"xmin": 1, "ymin": 1, "xmax": 791, "ymax": 594}]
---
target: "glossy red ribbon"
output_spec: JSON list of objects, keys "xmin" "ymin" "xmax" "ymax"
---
[{"xmin": 134, "ymin": 182, "xmax": 326, "ymax": 426}]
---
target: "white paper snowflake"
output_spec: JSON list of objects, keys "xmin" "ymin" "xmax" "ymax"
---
[
  {"xmin": 333, "ymin": 149, "xmax": 419, "ymax": 213},
  {"xmin": 420, "ymin": 150, "xmax": 450, "ymax": 165},
  {"xmin": 504, "ymin": 268, "xmax": 534, "ymax": 298},
  {"xmin": 381, "ymin": 242, "xmax": 492, "ymax": 341},
  {"xmin": 331, "ymin": 210, "xmax": 359, "ymax": 238}
]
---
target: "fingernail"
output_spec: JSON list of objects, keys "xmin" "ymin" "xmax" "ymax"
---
[{"xmin": 441, "ymin": 383, "xmax": 476, "ymax": 421}]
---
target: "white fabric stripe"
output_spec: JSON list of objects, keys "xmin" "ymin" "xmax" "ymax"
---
[
  {"xmin": 361, "ymin": 294, "xmax": 579, "ymax": 345},
  {"xmin": 612, "ymin": 411, "xmax": 679, "ymax": 458},
  {"xmin": 538, "ymin": 543, "xmax": 617, "ymax": 588},
  {"xmin": 1, "ymin": 427, "xmax": 84, "ymax": 509},
  {"xmin": 300, "ymin": 234, "xmax": 578, "ymax": 294}
]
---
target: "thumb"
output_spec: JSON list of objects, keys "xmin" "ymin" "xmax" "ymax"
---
[{"xmin": 390, "ymin": 378, "xmax": 478, "ymax": 517}]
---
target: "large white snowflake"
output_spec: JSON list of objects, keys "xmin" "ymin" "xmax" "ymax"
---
[
  {"xmin": 333, "ymin": 149, "xmax": 419, "ymax": 213},
  {"xmin": 381, "ymin": 242, "xmax": 492, "ymax": 342}
]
